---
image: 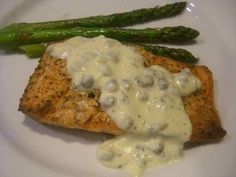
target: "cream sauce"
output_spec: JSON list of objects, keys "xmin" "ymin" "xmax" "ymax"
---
[{"xmin": 48, "ymin": 36, "xmax": 201, "ymax": 177}]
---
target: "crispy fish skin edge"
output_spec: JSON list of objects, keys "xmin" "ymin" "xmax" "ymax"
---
[{"xmin": 19, "ymin": 47, "xmax": 226, "ymax": 142}]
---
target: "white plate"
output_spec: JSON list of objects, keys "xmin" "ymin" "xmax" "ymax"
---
[{"xmin": 0, "ymin": 1, "xmax": 236, "ymax": 177}]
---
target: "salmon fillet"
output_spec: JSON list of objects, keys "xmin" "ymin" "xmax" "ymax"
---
[{"xmin": 19, "ymin": 46, "xmax": 226, "ymax": 142}]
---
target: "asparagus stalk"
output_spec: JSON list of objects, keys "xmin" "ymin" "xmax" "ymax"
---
[
  {"xmin": 18, "ymin": 42, "xmax": 198, "ymax": 64},
  {"xmin": 141, "ymin": 45, "xmax": 199, "ymax": 63},
  {"xmin": 19, "ymin": 43, "xmax": 48, "ymax": 58},
  {"xmin": 0, "ymin": 26, "xmax": 199, "ymax": 50},
  {"xmin": 0, "ymin": 2, "xmax": 186, "ymax": 32}
]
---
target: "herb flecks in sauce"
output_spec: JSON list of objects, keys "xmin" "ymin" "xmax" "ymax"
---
[{"xmin": 48, "ymin": 36, "xmax": 201, "ymax": 177}]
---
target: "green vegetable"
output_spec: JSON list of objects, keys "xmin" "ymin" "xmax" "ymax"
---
[
  {"xmin": 0, "ymin": 2, "xmax": 186, "ymax": 32},
  {"xmin": 19, "ymin": 43, "xmax": 48, "ymax": 58},
  {"xmin": 141, "ymin": 44, "xmax": 199, "ymax": 64},
  {"xmin": 0, "ymin": 26, "xmax": 199, "ymax": 50},
  {"xmin": 18, "ymin": 42, "xmax": 198, "ymax": 64}
]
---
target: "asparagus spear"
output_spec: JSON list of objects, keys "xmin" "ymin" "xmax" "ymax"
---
[
  {"xmin": 0, "ymin": 2, "xmax": 186, "ymax": 32},
  {"xmin": 141, "ymin": 45, "xmax": 199, "ymax": 63},
  {"xmin": 0, "ymin": 26, "xmax": 199, "ymax": 50},
  {"xmin": 19, "ymin": 43, "xmax": 48, "ymax": 58},
  {"xmin": 18, "ymin": 42, "xmax": 198, "ymax": 64}
]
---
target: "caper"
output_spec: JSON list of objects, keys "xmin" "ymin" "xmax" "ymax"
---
[
  {"xmin": 118, "ymin": 92, "xmax": 128, "ymax": 102},
  {"xmin": 100, "ymin": 96, "xmax": 116, "ymax": 108},
  {"xmin": 136, "ymin": 90, "xmax": 148, "ymax": 101},
  {"xmin": 81, "ymin": 75, "xmax": 94, "ymax": 88},
  {"xmin": 157, "ymin": 78, "xmax": 168, "ymax": 90},
  {"xmin": 115, "ymin": 115, "xmax": 133, "ymax": 130},
  {"xmin": 104, "ymin": 79, "xmax": 118, "ymax": 92},
  {"xmin": 98, "ymin": 149, "xmax": 115, "ymax": 161},
  {"xmin": 151, "ymin": 143, "xmax": 163, "ymax": 155},
  {"xmin": 120, "ymin": 79, "xmax": 131, "ymax": 90},
  {"xmin": 135, "ymin": 75, "xmax": 153, "ymax": 87},
  {"xmin": 145, "ymin": 138, "xmax": 163, "ymax": 155}
]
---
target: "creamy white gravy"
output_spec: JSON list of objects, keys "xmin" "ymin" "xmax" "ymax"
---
[{"xmin": 48, "ymin": 36, "xmax": 201, "ymax": 177}]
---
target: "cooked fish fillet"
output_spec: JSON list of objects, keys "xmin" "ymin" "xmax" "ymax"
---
[{"xmin": 19, "ymin": 46, "xmax": 226, "ymax": 142}]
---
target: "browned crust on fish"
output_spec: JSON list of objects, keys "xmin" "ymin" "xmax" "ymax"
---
[{"xmin": 19, "ymin": 46, "xmax": 226, "ymax": 142}]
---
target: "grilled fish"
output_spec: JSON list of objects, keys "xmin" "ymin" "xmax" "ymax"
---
[{"xmin": 19, "ymin": 46, "xmax": 226, "ymax": 142}]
